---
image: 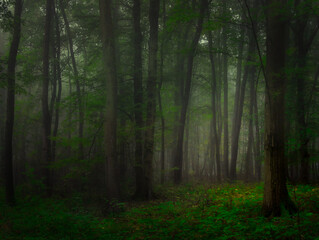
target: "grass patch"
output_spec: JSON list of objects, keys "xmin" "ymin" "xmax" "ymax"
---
[{"xmin": 0, "ymin": 183, "xmax": 318, "ymax": 239}]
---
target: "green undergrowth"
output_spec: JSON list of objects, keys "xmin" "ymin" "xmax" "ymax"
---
[{"xmin": 0, "ymin": 183, "xmax": 318, "ymax": 239}]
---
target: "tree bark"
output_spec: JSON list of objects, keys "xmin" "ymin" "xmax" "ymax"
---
[
  {"xmin": 262, "ymin": 0, "xmax": 297, "ymax": 217},
  {"xmin": 42, "ymin": 0, "xmax": 54, "ymax": 196},
  {"xmin": 173, "ymin": 0, "xmax": 207, "ymax": 184},
  {"xmin": 2, "ymin": 0, "xmax": 23, "ymax": 205},
  {"xmin": 99, "ymin": 0, "xmax": 119, "ymax": 199}
]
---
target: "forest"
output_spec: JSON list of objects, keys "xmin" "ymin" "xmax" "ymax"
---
[{"xmin": 1, "ymin": 0, "xmax": 319, "ymax": 239}]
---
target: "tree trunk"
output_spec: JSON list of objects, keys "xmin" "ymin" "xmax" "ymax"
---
[
  {"xmin": 173, "ymin": 0, "xmax": 207, "ymax": 184},
  {"xmin": 52, "ymin": 8, "xmax": 62, "ymax": 164},
  {"xmin": 253, "ymin": 72, "xmax": 261, "ymax": 181},
  {"xmin": 42, "ymin": 0, "xmax": 54, "ymax": 196},
  {"xmin": 159, "ymin": 0, "xmax": 166, "ymax": 185},
  {"xmin": 132, "ymin": 0, "xmax": 145, "ymax": 199},
  {"xmin": 143, "ymin": 0, "xmax": 160, "ymax": 199},
  {"xmin": 99, "ymin": 0, "xmax": 119, "ymax": 199},
  {"xmin": 2, "ymin": 0, "xmax": 23, "ymax": 205},
  {"xmin": 207, "ymin": 29, "xmax": 221, "ymax": 182},
  {"xmin": 60, "ymin": 0, "xmax": 84, "ymax": 161},
  {"xmin": 245, "ymin": 67, "xmax": 256, "ymax": 181},
  {"xmin": 222, "ymin": 6, "xmax": 229, "ymax": 179},
  {"xmin": 229, "ymin": 23, "xmax": 245, "ymax": 180},
  {"xmin": 230, "ymin": 27, "xmax": 254, "ymax": 181},
  {"xmin": 262, "ymin": 0, "xmax": 297, "ymax": 217}
]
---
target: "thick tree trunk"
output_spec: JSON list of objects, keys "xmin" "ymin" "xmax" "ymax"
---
[
  {"xmin": 42, "ymin": 0, "xmax": 54, "ymax": 196},
  {"xmin": 60, "ymin": 1, "xmax": 84, "ymax": 160},
  {"xmin": 2, "ymin": 0, "xmax": 23, "ymax": 205},
  {"xmin": 143, "ymin": 0, "xmax": 160, "ymax": 199},
  {"xmin": 99, "ymin": 0, "xmax": 119, "ymax": 199},
  {"xmin": 174, "ymin": 0, "xmax": 207, "ymax": 184},
  {"xmin": 262, "ymin": 0, "xmax": 297, "ymax": 217},
  {"xmin": 132, "ymin": 0, "xmax": 145, "ymax": 198}
]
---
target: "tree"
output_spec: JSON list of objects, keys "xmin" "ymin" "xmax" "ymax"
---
[
  {"xmin": 60, "ymin": 0, "xmax": 85, "ymax": 161},
  {"xmin": 99, "ymin": 0, "xmax": 119, "ymax": 199},
  {"xmin": 173, "ymin": 0, "xmax": 207, "ymax": 184},
  {"xmin": 42, "ymin": 0, "xmax": 54, "ymax": 196},
  {"xmin": 143, "ymin": 0, "xmax": 160, "ymax": 199},
  {"xmin": 2, "ymin": 0, "xmax": 23, "ymax": 205},
  {"xmin": 262, "ymin": 0, "xmax": 297, "ymax": 217},
  {"xmin": 132, "ymin": 0, "xmax": 145, "ymax": 199}
]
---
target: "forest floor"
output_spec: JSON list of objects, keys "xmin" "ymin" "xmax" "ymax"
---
[{"xmin": 0, "ymin": 182, "xmax": 319, "ymax": 240}]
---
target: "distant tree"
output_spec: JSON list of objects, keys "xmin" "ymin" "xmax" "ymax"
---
[
  {"xmin": 60, "ymin": 0, "xmax": 85, "ymax": 161},
  {"xmin": 174, "ymin": 0, "xmax": 208, "ymax": 184}
]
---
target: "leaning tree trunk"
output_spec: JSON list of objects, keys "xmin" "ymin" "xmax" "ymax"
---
[
  {"xmin": 262, "ymin": 0, "xmax": 297, "ymax": 217},
  {"xmin": 2, "ymin": 0, "xmax": 23, "ymax": 205},
  {"xmin": 99, "ymin": 0, "xmax": 119, "ymax": 199},
  {"xmin": 143, "ymin": 0, "xmax": 160, "ymax": 199},
  {"xmin": 42, "ymin": 0, "xmax": 54, "ymax": 197},
  {"xmin": 174, "ymin": 0, "xmax": 207, "ymax": 184}
]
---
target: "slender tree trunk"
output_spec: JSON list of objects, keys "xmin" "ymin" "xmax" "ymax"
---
[
  {"xmin": 60, "ymin": 1, "xmax": 84, "ymax": 160},
  {"xmin": 52, "ymin": 8, "xmax": 62, "ymax": 164},
  {"xmin": 42, "ymin": 0, "xmax": 54, "ymax": 196},
  {"xmin": 229, "ymin": 23, "xmax": 245, "ymax": 180},
  {"xmin": 2, "ymin": 0, "xmax": 23, "ymax": 205},
  {"xmin": 99, "ymin": 0, "xmax": 119, "ymax": 199},
  {"xmin": 207, "ymin": 30, "xmax": 221, "ymax": 182},
  {"xmin": 184, "ymin": 113, "xmax": 190, "ymax": 181},
  {"xmin": 245, "ymin": 67, "xmax": 256, "ymax": 181},
  {"xmin": 159, "ymin": 0, "xmax": 166, "ymax": 185},
  {"xmin": 174, "ymin": 0, "xmax": 207, "ymax": 184},
  {"xmin": 143, "ymin": 0, "xmax": 160, "ymax": 199},
  {"xmin": 253, "ymin": 73, "xmax": 261, "ymax": 181},
  {"xmin": 222, "ymin": 10, "xmax": 229, "ymax": 179},
  {"xmin": 230, "ymin": 28, "xmax": 254, "ymax": 181},
  {"xmin": 262, "ymin": 0, "xmax": 297, "ymax": 217}
]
